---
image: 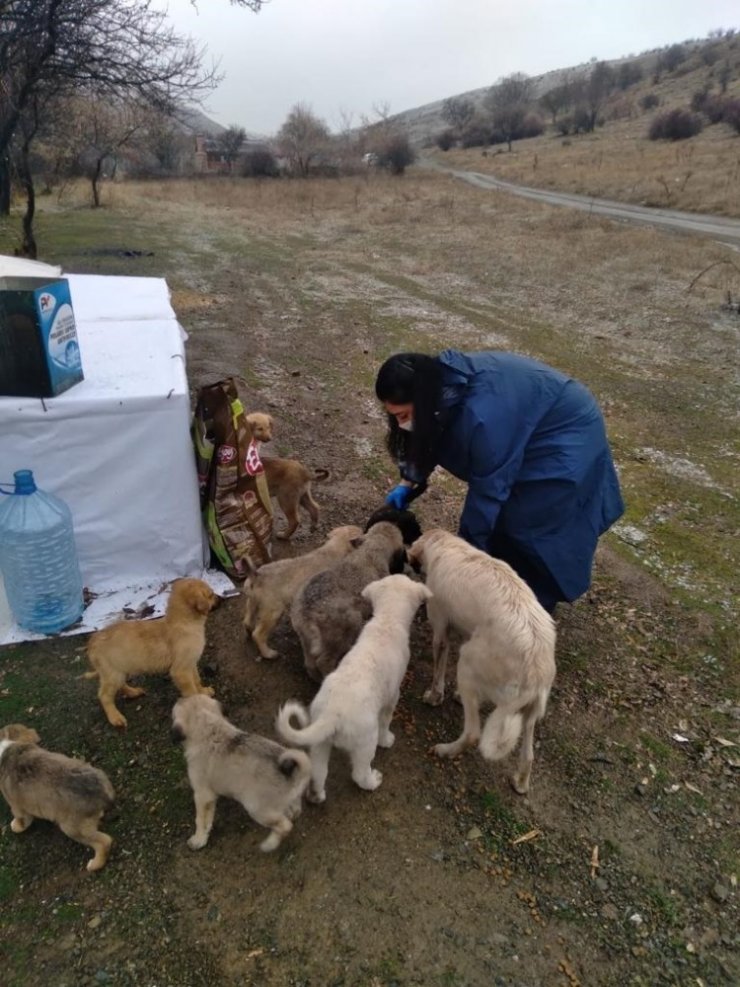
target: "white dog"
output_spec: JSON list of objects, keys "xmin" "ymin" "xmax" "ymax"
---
[
  {"xmin": 407, "ymin": 529, "xmax": 556, "ymax": 794},
  {"xmin": 276, "ymin": 574, "xmax": 431, "ymax": 802}
]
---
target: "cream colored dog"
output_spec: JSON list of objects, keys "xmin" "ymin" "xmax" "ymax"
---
[
  {"xmin": 277, "ymin": 574, "xmax": 431, "ymax": 802},
  {"xmin": 407, "ymin": 529, "xmax": 556, "ymax": 794},
  {"xmin": 85, "ymin": 578, "xmax": 218, "ymax": 729},
  {"xmin": 172, "ymin": 694, "xmax": 311, "ymax": 852},
  {"xmin": 0, "ymin": 724, "xmax": 115, "ymax": 871},
  {"xmin": 243, "ymin": 524, "xmax": 364, "ymax": 660}
]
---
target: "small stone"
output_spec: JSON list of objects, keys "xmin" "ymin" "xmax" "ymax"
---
[
  {"xmin": 466, "ymin": 826, "xmax": 482, "ymax": 840},
  {"xmin": 594, "ymin": 877, "xmax": 608, "ymax": 892},
  {"xmin": 711, "ymin": 882, "xmax": 730, "ymax": 904},
  {"xmin": 634, "ymin": 783, "xmax": 648, "ymax": 797},
  {"xmin": 601, "ymin": 904, "xmax": 618, "ymax": 921},
  {"xmin": 87, "ymin": 915, "xmax": 102, "ymax": 930}
]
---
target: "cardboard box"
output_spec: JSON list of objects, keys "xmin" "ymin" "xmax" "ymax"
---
[{"xmin": 0, "ymin": 276, "xmax": 83, "ymax": 397}]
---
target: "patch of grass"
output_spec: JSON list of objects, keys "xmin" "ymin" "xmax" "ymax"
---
[{"xmin": 638, "ymin": 732, "xmax": 672, "ymax": 761}]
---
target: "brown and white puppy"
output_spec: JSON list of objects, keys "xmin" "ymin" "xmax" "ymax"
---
[
  {"xmin": 243, "ymin": 524, "xmax": 364, "ymax": 660},
  {"xmin": 290, "ymin": 521, "xmax": 408, "ymax": 682},
  {"xmin": 245, "ymin": 411, "xmax": 274, "ymax": 443},
  {"xmin": 407, "ymin": 529, "xmax": 556, "ymax": 795},
  {"xmin": 262, "ymin": 457, "xmax": 331, "ymax": 540},
  {"xmin": 172, "ymin": 694, "xmax": 311, "ymax": 852},
  {"xmin": 0, "ymin": 724, "xmax": 115, "ymax": 871},
  {"xmin": 85, "ymin": 578, "xmax": 218, "ymax": 729},
  {"xmin": 277, "ymin": 575, "xmax": 431, "ymax": 802}
]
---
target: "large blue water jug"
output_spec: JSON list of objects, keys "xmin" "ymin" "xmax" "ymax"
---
[{"xmin": 0, "ymin": 470, "xmax": 84, "ymax": 634}]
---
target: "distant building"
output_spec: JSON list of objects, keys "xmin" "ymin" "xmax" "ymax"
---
[{"xmin": 193, "ymin": 134, "xmax": 274, "ymax": 174}]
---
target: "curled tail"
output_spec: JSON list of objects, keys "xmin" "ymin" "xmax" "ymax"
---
[
  {"xmin": 479, "ymin": 708, "xmax": 524, "ymax": 761},
  {"xmin": 276, "ymin": 700, "xmax": 337, "ymax": 748}
]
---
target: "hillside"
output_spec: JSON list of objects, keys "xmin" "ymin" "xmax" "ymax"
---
[{"xmin": 387, "ymin": 31, "xmax": 738, "ymax": 147}]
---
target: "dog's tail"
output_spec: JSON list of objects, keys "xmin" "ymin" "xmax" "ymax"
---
[
  {"xmin": 277, "ymin": 747, "xmax": 312, "ymax": 783},
  {"xmin": 276, "ymin": 700, "xmax": 337, "ymax": 748},
  {"xmin": 312, "ymin": 468, "xmax": 330, "ymax": 483},
  {"xmin": 79, "ymin": 670, "xmax": 99, "ymax": 681},
  {"xmin": 478, "ymin": 708, "xmax": 524, "ymax": 761}
]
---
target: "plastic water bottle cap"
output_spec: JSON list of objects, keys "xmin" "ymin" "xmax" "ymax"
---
[{"xmin": 13, "ymin": 470, "xmax": 37, "ymax": 495}]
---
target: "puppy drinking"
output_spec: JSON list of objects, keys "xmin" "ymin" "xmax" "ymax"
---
[
  {"xmin": 0, "ymin": 724, "xmax": 115, "ymax": 871},
  {"xmin": 408, "ymin": 529, "xmax": 556, "ymax": 794},
  {"xmin": 290, "ymin": 520, "xmax": 409, "ymax": 681},
  {"xmin": 277, "ymin": 574, "xmax": 431, "ymax": 802},
  {"xmin": 243, "ymin": 524, "xmax": 364, "ymax": 660},
  {"xmin": 172, "ymin": 694, "xmax": 311, "ymax": 852},
  {"xmin": 85, "ymin": 578, "xmax": 217, "ymax": 729}
]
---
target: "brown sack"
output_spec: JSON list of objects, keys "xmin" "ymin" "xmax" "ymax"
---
[{"xmin": 192, "ymin": 377, "xmax": 273, "ymax": 578}]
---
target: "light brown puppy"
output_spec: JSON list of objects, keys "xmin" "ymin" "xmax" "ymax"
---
[
  {"xmin": 172, "ymin": 694, "xmax": 311, "ymax": 852},
  {"xmin": 85, "ymin": 578, "xmax": 218, "ymax": 729},
  {"xmin": 245, "ymin": 411, "xmax": 274, "ymax": 443},
  {"xmin": 0, "ymin": 724, "xmax": 115, "ymax": 871},
  {"xmin": 407, "ymin": 529, "xmax": 556, "ymax": 795},
  {"xmin": 245, "ymin": 411, "xmax": 330, "ymax": 540},
  {"xmin": 262, "ymin": 457, "xmax": 331, "ymax": 540},
  {"xmin": 243, "ymin": 524, "xmax": 364, "ymax": 660}
]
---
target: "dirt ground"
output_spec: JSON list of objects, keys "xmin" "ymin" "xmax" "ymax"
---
[{"xmin": 0, "ymin": 172, "xmax": 738, "ymax": 987}]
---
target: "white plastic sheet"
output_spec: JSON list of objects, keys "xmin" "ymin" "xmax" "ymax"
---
[{"xmin": 0, "ymin": 270, "xmax": 235, "ymax": 644}]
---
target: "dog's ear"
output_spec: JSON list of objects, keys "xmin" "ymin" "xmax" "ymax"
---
[
  {"xmin": 191, "ymin": 587, "xmax": 216, "ymax": 615},
  {"xmin": 171, "ymin": 723, "xmax": 186, "ymax": 744},
  {"xmin": 350, "ymin": 535, "xmax": 365, "ymax": 549}
]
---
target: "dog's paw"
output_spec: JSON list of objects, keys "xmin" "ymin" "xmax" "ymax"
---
[
  {"xmin": 10, "ymin": 816, "xmax": 30, "ymax": 833},
  {"xmin": 432, "ymin": 741, "xmax": 459, "ymax": 758},
  {"xmin": 357, "ymin": 769, "xmax": 383, "ymax": 791},
  {"xmin": 86, "ymin": 855, "xmax": 106, "ymax": 872},
  {"xmin": 199, "ymin": 686, "xmax": 216, "ymax": 697},
  {"xmin": 378, "ymin": 730, "xmax": 395, "ymax": 749},
  {"xmin": 107, "ymin": 712, "xmax": 128, "ymax": 729},
  {"xmin": 187, "ymin": 834, "xmax": 208, "ymax": 851},
  {"xmin": 422, "ymin": 687, "xmax": 444, "ymax": 707},
  {"xmin": 510, "ymin": 771, "xmax": 530, "ymax": 796},
  {"xmin": 259, "ymin": 832, "xmax": 282, "ymax": 852},
  {"xmin": 259, "ymin": 647, "xmax": 279, "ymax": 661},
  {"xmin": 306, "ymin": 787, "xmax": 326, "ymax": 805}
]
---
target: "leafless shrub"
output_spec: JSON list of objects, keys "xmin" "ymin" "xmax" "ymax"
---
[{"xmin": 649, "ymin": 109, "xmax": 703, "ymax": 141}]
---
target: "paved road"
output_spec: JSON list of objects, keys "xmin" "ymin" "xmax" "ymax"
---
[{"xmin": 424, "ymin": 161, "xmax": 740, "ymax": 247}]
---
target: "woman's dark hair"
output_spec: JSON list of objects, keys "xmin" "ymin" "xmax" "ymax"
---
[{"xmin": 374, "ymin": 352, "xmax": 442, "ymax": 476}]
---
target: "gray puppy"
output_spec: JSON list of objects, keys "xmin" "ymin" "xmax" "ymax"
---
[
  {"xmin": 171, "ymin": 695, "xmax": 311, "ymax": 852},
  {"xmin": 290, "ymin": 520, "xmax": 407, "ymax": 681},
  {"xmin": 0, "ymin": 723, "xmax": 115, "ymax": 871}
]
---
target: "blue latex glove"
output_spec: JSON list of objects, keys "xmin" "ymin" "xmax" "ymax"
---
[{"xmin": 385, "ymin": 484, "xmax": 413, "ymax": 510}]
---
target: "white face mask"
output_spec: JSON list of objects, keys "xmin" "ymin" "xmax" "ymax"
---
[{"xmin": 398, "ymin": 419, "xmax": 413, "ymax": 432}]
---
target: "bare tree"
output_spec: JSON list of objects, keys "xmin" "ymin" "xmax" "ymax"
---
[
  {"xmin": 0, "ymin": 0, "xmax": 219, "ymax": 214},
  {"xmin": 276, "ymin": 103, "xmax": 330, "ymax": 177},
  {"xmin": 442, "ymin": 96, "xmax": 475, "ymax": 134},
  {"xmin": 583, "ymin": 61, "xmax": 615, "ymax": 131},
  {"xmin": 485, "ymin": 73, "xmax": 536, "ymax": 150},
  {"xmin": 218, "ymin": 124, "xmax": 246, "ymax": 171}
]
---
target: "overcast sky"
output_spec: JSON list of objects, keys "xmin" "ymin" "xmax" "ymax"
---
[{"xmin": 158, "ymin": 0, "xmax": 739, "ymax": 135}]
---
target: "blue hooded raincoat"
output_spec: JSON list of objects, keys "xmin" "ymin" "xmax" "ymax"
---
[{"xmin": 400, "ymin": 350, "xmax": 624, "ymax": 608}]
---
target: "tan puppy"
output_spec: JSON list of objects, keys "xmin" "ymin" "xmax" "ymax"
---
[
  {"xmin": 408, "ymin": 530, "xmax": 556, "ymax": 795},
  {"xmin": 172, "ymin": 694, "xmax": 311, "ymax": 852},
  {"xmin": 277, "ymin": 574, "xmax": 432, "ymax": 802},
  {"xmin": 0, "ymin": 724, "xmax": 115, "ymax": 871},
  {"xmin": 244, "ymin": 524, "xmax": 364, "ymax": 660},
  {"xmin": 262, "ymin": 457, "xmax": 331, "ymax": 540},
  {"xmin": 245, "ymin": 411, "xmax": 274, "ymax": 443},
  {"xmin": 85, "ymin": 578, "xmax": 217, "ymax": 729}
]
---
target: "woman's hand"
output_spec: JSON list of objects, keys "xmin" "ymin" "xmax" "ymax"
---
[{"xmin": 385, "ymin": 484, "xmax": 413, "ymax": 510}]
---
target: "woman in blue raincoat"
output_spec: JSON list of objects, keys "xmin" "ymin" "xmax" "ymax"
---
[{"xmin": 375, "ymin": 350, "xmax": 624, "ymax": 613}]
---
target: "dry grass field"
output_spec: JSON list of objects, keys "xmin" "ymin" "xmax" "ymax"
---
[{"xmin": 0, "ymin": 167, "xmax": 738, "ymax": 987}]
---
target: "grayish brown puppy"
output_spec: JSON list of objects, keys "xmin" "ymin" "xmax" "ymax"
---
[
  {"xmin": 0, "ymin": 724, "xmax": 115, "ymax": 871},
  {"xmin": 85, "ymin": 578, "xmax": 218, "ymax": 729},
  {"xmin": 262, "ymin": 457, "xmax": 331, "ymax": 540},
  {"xmin": 243, "ymin": 524, "xmax": 364, "ymax": 660},
  {"xmin": 289, "ymin": 521, "xmax": 407, "ymax": 681},
  {"xmin": 172, "ymin": 695, "xmax": 311, "ymax": 852}
]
